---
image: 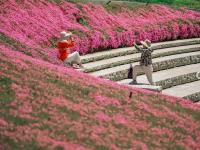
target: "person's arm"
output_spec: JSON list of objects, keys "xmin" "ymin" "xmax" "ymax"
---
[
  {"xmin": 59, "ymin": 40, "xmax": 74, "ymax": 48},
  {"xmin": 147, "ymin": 47, "xmax": 153, "ymax": 53},
  {"xmin": 134, "ymin": 43, "xmax": 143, "ymax": 52},
  {"xmin": 67, "ymin": 37, "xmax": 75, "ymax": 48}
]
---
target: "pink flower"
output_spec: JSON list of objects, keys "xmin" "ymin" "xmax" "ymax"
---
[
  {"xmin": 95, "ymin": 112, "xmax": 111, "ymax": 122},
  {"xmin": 1, "ymin": 1, "xmax": 200, "ymax": 56},
  {"xmin": 94, "ymin": 95, "xmax": 120, "ymax": 106},
  {"xmin": 132, "ymin": 140, "xmax": 149, "ymax": 150},
  {"xmin": 0, "ymin": 118, "xmax": 7, "ymax": 126},
  {"xmin": 114, "ymin": 114, "xmax": 127, "ymax": 125}
]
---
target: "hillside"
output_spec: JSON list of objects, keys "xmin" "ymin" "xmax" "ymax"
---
[
  {"xmin": 1, "ymin": 42, "xmax": 200, "ymax": 150},
  {"xmin": 1, "ymin": 0, "xmax": 200, "ymax": 57},
  {"xmin": 0, "ymin": 0, "xmax": 200, "ymax": 150}
]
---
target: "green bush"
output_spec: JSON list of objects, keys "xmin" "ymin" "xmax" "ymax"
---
[{"xmin": 126, "ymin": 0, "xmax": 200, "ymax": 9}]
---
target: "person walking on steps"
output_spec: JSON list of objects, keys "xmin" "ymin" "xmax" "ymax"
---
[
  {"xmin": 57, "ymin": 31, "xmax": 84, "ymax": 69},
  {"xmin": 130, "ymin": 39, "xmax": 155, "ymax": 85}
]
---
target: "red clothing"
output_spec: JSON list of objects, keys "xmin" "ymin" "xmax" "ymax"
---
[{"xmin": 57, "ymin": 40, "xmax": 75, "ymax": 61}]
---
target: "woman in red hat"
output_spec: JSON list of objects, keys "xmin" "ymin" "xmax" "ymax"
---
[{"xmin": 57, "ymin": 31, "xmax": 83, "ymax": 69}]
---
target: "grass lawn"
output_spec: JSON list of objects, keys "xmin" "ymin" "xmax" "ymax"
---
[
  {"xmin": 132, "ymin": 0, "xmax": 200, "ymax": 9},
  {"xmin": 60, "ymin": 0, "xmax": 200, "ymax": 10}
]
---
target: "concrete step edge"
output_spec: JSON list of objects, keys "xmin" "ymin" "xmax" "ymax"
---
[
  {"xmin": 83, "ymin": 46, "xmax": 200, "ymax": 73},
  {"xmin": 100, "ymin": 54, "xmax": 200, "ymax": 81},
  {"xmin": 162, "ymin": 80, "xmax": 200, "ymax": 101},
  {"xmin": 156, "ymin": 72, "xmax": 199, "ymax": 89},
  {"xmin": 81, "ymin": 38, "xmax": 200, "ymax": 63},
  {"xmin": 184, "ymin": 92, "xmax": 200, "ymax": 103},
  {"xmin": 126, "ymin": 84, "xmax": 162, "ymax": 93},
  {"xmin": 90, "ymin": 52, "xmax": 200, "ymax": 77},
  {"xmin": 118, "ymin": 71, "xmax": 199, "ymax": 90},
  {"xmin": 118, "ymin": 63, "xmax": 200, "ymax": 84}
]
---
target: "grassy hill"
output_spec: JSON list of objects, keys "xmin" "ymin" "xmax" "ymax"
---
[{"xmin": 0, "ymin": 0, "xmax": 200, "ymax": 150}]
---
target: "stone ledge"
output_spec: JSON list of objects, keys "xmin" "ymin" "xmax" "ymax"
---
[
  {"xmin": 101, "ymin": 54, "xmax": 200, "ymax": 81},
  {"xmin": 83, "ymin": 46, "xmax": 200, "ymax": 73},
  {"xmin": 156, "ymin": 72, "xmax": 198, "ymax": 89},
  {"xmin": 81, "ymin": 38, "xmax": 200, "ymax": 63},
  {"xmin": 118, "ymin": 72, "xmax": 199, "ymax": 90},
  {"xmin": 184, "ymin": 92, "xmax": 200, "ymax": 103},
  {"xmin": 127, "ymin": 84, "xmax": 162, "ymax": 92},
  {"xmin": 82, "ymin": 49, "xmax": 135, "ymax": 64}
]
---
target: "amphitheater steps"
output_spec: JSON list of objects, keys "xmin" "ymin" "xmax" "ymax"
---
[
  {"xmin": 81, "ymin": 38, "xmax": 200, "ymax": 63},
  {"xmin": 184, "ymin": 92, "xmax": 200, "ymax": 103},
  {"xmin": 163, "ymin": 81, "xmax": 200, "ymax": 102},
  {"xmin": 118, "ymin": 63, "xmax": 200, "ymax": 89},
  {"xmin": 80, "ymin": 38, "xmax": 200, "ymax": 102},
  {"xmin": 90, "ymin": 51, "xmax": 200, "ymax": 81},
  {"xmin": 83, "ymin": 44, "xmax": 200, "ymax": 73}
]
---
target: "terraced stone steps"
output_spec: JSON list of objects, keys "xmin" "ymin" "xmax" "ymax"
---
[
  {"xmin": 91, "ymin": 51, "xmax": 200, "ymax": 81},
  {"xmin": 81, "ymin": 38, "xmax": 200, "ymax": 63},
  {"xmin": 127, "ymin": 84, "xmax": 163, "ymax": 92},
  {"xmin": 80, "ymin": 38, "xmax": 200, "ymax": 102},
  {"xmin": 118, "ymin": 63, "xmax": 200, "ymax": 89},
  {"xmin": 163, "ymin": 80, "xmax": 200, "ymax": 102},
  {"xmin": 184, "ymin": 92, "xmax": 200, "ymax": 102},
  {"xmin": 83, "ymin": 44, "xmax": 200, "ymax": 73}
]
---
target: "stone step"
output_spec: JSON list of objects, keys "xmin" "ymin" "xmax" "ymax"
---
[
  {"xmin": 126, "ymin": 84, "xmax": 163, "ymax": 93},
  {"xmin": 118, "ymin": 63, "xmax": 200, "ymax": 89},
  {"xmin": 81, "ymin": 38, "xmax": 200, "ymax": 63},
  {"xmin": 83, "ymin": 44, "xmax": 200, "ymax": 72},
  {"xmin": 163, "ymin": 80, "xmax": 200, "ymax": 102},
  {"xmin": 90, "ymin": 51, "xmax": 200, "ymax": 81},
  {"xmin": 184, "ymin": 92, "xmax": 200, "ymax": 103}
]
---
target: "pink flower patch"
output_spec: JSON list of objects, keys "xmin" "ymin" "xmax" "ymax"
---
[
  {"xmin": 0, "ymin": 118, "xmax": 7, "ymax": 126},
  {"xmin": 51, "ymin": 97, "xmax": 74, "ymax": 107},
  {"xmin": 11, "ymin": 83, "xmax": 18, "ymax": 90},
  {"xmin": 94, "ymin": 95, "xmax": 120, "ymax": 106},
  {"xmin": 132, "ymin": 140, "xmax": 148, "ymax": 150},
  {"xmin": 95, "ymin": 112, "xmax": 111, "ymax": 122},
  {"xmin": 37, "ymin": 135, "xmax": 88, "ymax": 150},
  {"xmin": 18, "ymin": 102, "xmax": 32, "ymax": 114},
  {"xmin": 92, "ymin": 126, "xmax": 107, "ymax": 134},
  {"xmin": 110, "ymin": 144, "xmax": 121, "ymax": 150},
  {"xmin": 114, "ymin": 114, "xmax": 128, "ymax": 125},
  {"xmin": 52, "ymin": 97, "xmax": 65, "ymax": 106},
  {"xmin": 11, "ymin": 83, "xmax": 30, "ymax": 100}
]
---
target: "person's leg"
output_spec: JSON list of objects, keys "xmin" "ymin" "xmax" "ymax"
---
[
  {"xmin": 65, "ymin": 51, "xmax": 83, "ymax": 68},
  {"xmin": 73, "ymin": 51, "xmax": 81, "ymax": 64},
  {"xmin": 64, "ymin": 53, "xmax": 73, "ymax": 65},
  {"xmin": 75, "ymin": 52, "xmax": 84, "ymax": 68},
  {"xmin": 130, "ymin": 65, "xmax": 143, "ymax": 84},
  {"xmin": 70, "ymin": 51, "xmax": 84, "ymax": 67},
  {"xmin": 144, "ymin": 65, "xmax": 154, "ymax": 85}
]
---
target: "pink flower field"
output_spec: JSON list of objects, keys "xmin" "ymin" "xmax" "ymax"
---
[
  {"xmin": 0, "ymin": 0, "xmax": 200, "ymax": 150},
  {"xmin": 1, "ymin": 42, "xmax": 200, "ymax": 150},
  {"xmin": 1, "ymin": 0, "xmax": 200, "ymax": 57}
]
